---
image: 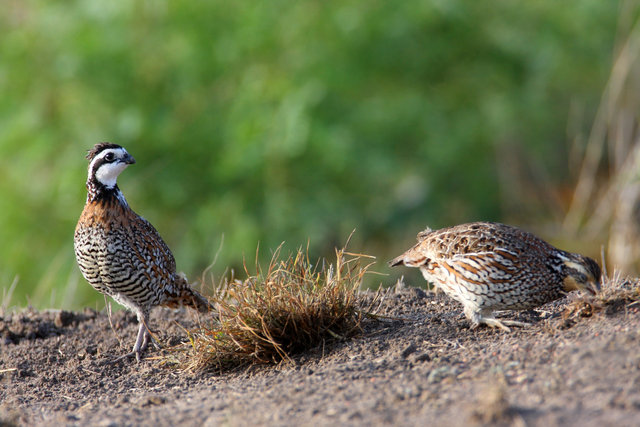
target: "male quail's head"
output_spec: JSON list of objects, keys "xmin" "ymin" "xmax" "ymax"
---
[
  {"xmin": 74, "ymin": 143, "xmax": 213, "ymax": 362},
  {"xmin": 85, "ymin": 143, "xmax": 136, "ymax": 191}
]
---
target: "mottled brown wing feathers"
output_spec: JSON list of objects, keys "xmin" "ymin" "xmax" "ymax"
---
[
  {"xmin": 440, "ymin": 250, "xmax": 520, "ymax": 286},
  {"xmin": 129, "ymin": 214, "xmax": 177, "ymax": 276}
]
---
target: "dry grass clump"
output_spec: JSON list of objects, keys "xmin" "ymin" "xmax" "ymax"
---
[
  {"xmin": 184, "ymin": 245, "xmax": 376, "ymax": 371},
  {"xmin": 562, "ymin": 272, "xmax": 640, "ymax": 321}
]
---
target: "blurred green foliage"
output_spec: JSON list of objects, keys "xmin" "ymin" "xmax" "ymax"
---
[{"xmin": 0, "ymin": 0, "xmax": 621, "ymax": 309}]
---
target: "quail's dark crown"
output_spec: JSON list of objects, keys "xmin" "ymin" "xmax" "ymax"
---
[
  {"xmin": 87, "ymin": 142, "xmax": 124, "ymax": 161},
  {"xmin": 584, "ymin": 256, "xmax": 602, "ymax": 281}
]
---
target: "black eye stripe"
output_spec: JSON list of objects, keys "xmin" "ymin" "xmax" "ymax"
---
[
  {"xmin": 86, "ymin": 142, "xmax": 123, "ymax": 161},
  {"xmin": 89, "ymin": 155, "xmax": 121, "ymax": 181},
  {"xmin": 90, "ymin": 158, "xmax": 108, "ymax": 178}
]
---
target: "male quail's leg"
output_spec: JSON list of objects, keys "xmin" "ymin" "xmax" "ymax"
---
[
  {"xmin": 112, "ymin": 310, "xmax": 152, "ymax": 363},
  {"xmin": 133, "ymin": 310, "xmax": 164, "ymax": 360},
  {"xmin": 132, "ymin": 319, "xmax": 150, "ymax": 362}
]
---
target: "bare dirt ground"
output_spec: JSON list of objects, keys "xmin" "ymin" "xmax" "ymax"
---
[{"xmin": 1, "ymin": 280, "xmax": 640, "ymax": 427}]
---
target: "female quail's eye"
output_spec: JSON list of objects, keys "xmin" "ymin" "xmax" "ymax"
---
[{"xmin": 105, "ymin": 152, "xmax": 114, "ymax": 161}]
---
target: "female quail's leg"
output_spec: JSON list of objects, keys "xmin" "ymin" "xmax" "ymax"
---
[{"xmin": 466, "ymin": 307, "xmax": 530, "ymax": 332}]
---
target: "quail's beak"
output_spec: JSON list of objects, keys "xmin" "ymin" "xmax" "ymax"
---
[
  {"xmin": 123, "ymin": 153, "xmax": 136, "ymax": 165},
  {"xmin": 563, "ymin": 274, "xmax": 599, "ymax": 296},
  {"xmin": 584, "ymin": 278, "xmax": 600, "ymax": 295},
  {"xmin": 561, "ymin": 256, "xmax": 602, "ymax": 296}
]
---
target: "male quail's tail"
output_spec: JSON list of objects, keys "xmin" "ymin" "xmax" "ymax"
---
[
  {"xmin": 165, "ymin": 274, "xmax": 217, "ymax": 315},
  {"xmin": 186, "ymin": 289, "xmax": 216, "ymax": 314},
  {"xmin": 192, "ymin": 290, "xmax": 216, "ymax": 314}
]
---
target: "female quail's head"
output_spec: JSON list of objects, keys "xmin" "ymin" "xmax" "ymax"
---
[{"xmin": 559, "ymin": 253, "xmax": 602, "ymax": 295}]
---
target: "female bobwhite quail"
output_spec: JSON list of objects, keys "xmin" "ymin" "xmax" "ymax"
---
[
  {"xmin": 389, "ymin": 222, "xmax": 601, "ymax": 331},
  {"xmin": 74, "ymin": 143, "xmax": 213, "ymax": 361}
]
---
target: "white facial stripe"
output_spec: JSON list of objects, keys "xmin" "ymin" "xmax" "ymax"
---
[
  {"xmin": 564, "ymin": 260, "xmax": 588, "ymax": 274},
  {"xmin": 88, "ymin": 148, "xmax": 126, "ymax": 171}
]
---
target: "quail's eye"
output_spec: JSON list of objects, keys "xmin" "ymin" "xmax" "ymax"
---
[{"xmin": 104, "ymin": 152, "xmax": 115, "ymax": 162}]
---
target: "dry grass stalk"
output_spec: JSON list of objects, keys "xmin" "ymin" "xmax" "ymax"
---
[
  {"xmin": 562, "ymin": 271, "xmax": 640, "ymax": 322},
  {"xmin": 184, "ymin": 245, "xmax": 376, "ymax": 371}
]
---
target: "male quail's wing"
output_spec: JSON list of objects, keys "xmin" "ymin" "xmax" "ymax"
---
[{"xmin": 130, "ymin": 216, "xmax": 177, "ymax": 277}]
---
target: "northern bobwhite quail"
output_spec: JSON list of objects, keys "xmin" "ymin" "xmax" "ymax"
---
[
  {"xmin": 389, "ymin": 222, "xmax": 601, "ymax": 331},
  {"xmin": 74, "ymin": 143, "xmax": 213, "ymax": 361}
]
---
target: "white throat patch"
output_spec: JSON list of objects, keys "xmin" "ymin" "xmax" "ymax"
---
[{"xmin": 95, "ymin": 161, "xmax": 129, "ymax": 188}]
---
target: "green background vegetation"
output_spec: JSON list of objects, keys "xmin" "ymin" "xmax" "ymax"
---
[{"xmin": 0, "ymin": 1, "xmax": 629, "ymax": 309}]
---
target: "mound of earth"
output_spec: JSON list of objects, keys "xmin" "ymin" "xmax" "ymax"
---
[{"xmin": 1, "ymin": 282, "xmax": 639, "ymax": 426}]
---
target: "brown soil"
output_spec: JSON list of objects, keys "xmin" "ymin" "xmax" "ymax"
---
[{"xmin": 2, "ymin": 282, "xmax": 640, "ymax": 426}]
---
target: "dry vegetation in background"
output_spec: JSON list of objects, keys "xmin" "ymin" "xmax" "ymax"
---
[
  {"xmin": 561, "ymin": 271, "xmax": 640, "ymax": 325},
  {"xmin": 181, "ymin": 244, "xmax": 378, "ymax": 372},
  {"xmin": 562, "ymin": 11, "xmax": 640, "ymax": 274}
]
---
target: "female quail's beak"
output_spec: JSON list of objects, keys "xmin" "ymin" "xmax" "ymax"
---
[{"xmin": 585, "ymin": 279, "xmax": 600, "ymax": 295}]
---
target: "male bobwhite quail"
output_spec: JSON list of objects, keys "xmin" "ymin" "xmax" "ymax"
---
[
  {"xmin": 74, "ymin": 143, "xmax": 213, "ymax": 361},
  {"xmin": 390, "ymin": 222, "xmax": 601, "ymax": 331}
]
